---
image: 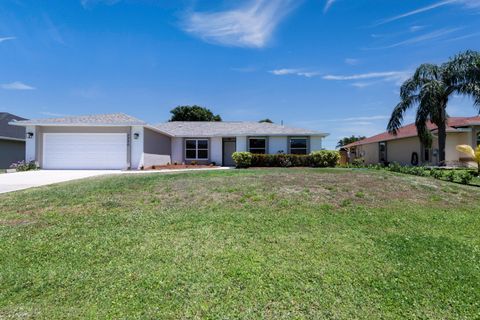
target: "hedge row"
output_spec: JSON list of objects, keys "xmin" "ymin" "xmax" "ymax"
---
[{"xmin": 232, "ymin": 151, "xmax": 339, "ymax": 168}]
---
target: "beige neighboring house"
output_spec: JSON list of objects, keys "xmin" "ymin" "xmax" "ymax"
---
[
  {"xmin": 9, "ymin": 113, "xmax": 328, "ymax": 170},
  {"xmin": 344, "ymin": 116, "xmax": 480, "ymax": 167}
]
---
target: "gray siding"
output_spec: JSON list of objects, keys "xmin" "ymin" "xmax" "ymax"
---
[
  {"xmin": 144, "ymin": 128, "xmax": 171, "ymax": 155},
  {"xmin": 0, "ymin": 139, "xmax": 25, "ymax": 168}
]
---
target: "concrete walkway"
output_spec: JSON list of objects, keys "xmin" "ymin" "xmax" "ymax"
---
[{"xmin": 0, "ymin": 167, "xmax": 231, "ymax": 194}]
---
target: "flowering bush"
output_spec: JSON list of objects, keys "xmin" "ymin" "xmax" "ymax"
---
[{"xmin": 10, "ymin": 160, "xmax": 39, "ymax": 172}]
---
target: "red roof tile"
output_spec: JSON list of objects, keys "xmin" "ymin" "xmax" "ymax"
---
[{"xmin": 344, "ymin": 116, "xmax": 480, "ymax": 148}]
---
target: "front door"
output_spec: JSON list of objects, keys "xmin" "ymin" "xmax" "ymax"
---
[{"xmin": 223, "ymin": 138, "xmax": 236, "ymax": 166}]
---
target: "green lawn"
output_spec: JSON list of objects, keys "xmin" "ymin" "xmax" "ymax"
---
[{"xmin": 1, "ymin": 168, "xmax": 479, "ymax": 319}]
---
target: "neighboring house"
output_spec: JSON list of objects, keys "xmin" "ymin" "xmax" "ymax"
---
[
  {"xmin": 344, "ymin": 116, "xmax": 480, "ymax": 167},
  {"xmin": 10, "ymin": 113, "xmax": 328, "ymax": 170},
  {"xmin": 0, "ymin": 112, "xmax": 27, "ymax": 169}
]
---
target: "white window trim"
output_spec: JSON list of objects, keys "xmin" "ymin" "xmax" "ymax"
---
[
  {"xmin": 289, "ymin": 137, "xmax": 308, "ymax": 154},
  {"xmin": 248, "ymin": 137, "xmax": 267, "ymax": 154},
  {"xmin": 185, "ymin": 139, "xmax": 209, "ymax": 160}
]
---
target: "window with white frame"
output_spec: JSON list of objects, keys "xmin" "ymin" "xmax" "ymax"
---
[
  {"xmin": 290, "ymin": 138, "xmax": 308, "ymax": 155},
  {"xmin": 477, "ymin": 132, "xmax": 480, "ymax": 146},
  {"xmin": 248, "ymin": 138, "xmax": 266, "ymax": 154},
  {"xmin": 185, "ymin": 139, "xmax": 209, "ymax": 160}
]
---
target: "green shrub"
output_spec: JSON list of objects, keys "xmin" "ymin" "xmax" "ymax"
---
[
  {"xmin": 351, "ymin": 158, "xmax": 365, "ymax": 167},
  {"xmin": 430, "ymin": 169, "xmax": 443, "ymax": 180},
  {"xmin": 232, "ymin": 152, "xmax": 253, "ymax": 168},
  {"xmin": 310, "ymin": 150, "xmax": 339, "ymax": 168},
  {"xmin": 250, "ymin": 154, "xmax": 311, "ymax": 167},
  {"xmin": 446, "ymin": 170, "xmax": 457, "ymax": 182},
  {"xmin": 458, "ymin": 171, "xmax": 473, "ymax": 184},
  {"xmin": 10, "ymin": 160, "xmax": 39, "ymax": 172}
]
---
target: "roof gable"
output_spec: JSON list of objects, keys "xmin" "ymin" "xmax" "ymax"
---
[
  {"xmin": 344, "ymin": 116, "xmax": 480, "ymax": 148},
  {"xmin": 0, "ymin": 112, "xmax": 27, "ymax": 140}
]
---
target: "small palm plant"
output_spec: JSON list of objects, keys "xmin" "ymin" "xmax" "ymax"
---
[{"xmin": 456, "ymin": 145, "xmax": 480, "ymax": 175}]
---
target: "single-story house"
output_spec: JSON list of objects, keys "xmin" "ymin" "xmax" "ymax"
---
[
  {"xmin": 0, "ymin": 112, "xmax": 27, "ymax": 169},
  {"xmin": 9, "ymin": 113, "xmax": 328, "ymax": 170},
  {"xmin": 344, "ymin": 116, "xmax": 480, "ymax": 167}
]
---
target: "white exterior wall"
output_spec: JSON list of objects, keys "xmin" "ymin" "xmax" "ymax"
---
[
  {"xmin": 236, "ymin": 136, "xmax": 247, "ymax": 152},
  {"xmin": 269, "ymin": 136, "xmax": 287, "ymax": 154},
  {"xmin": 171, "ymin": 137, "xmax": 183, "ymax": 164},
  {"xmin": 210, "ymin": 137, "xmax": 223, "ymax": 165},
  {"xmin": 130, "ymin": 126, "xmax": 144, "ymax": 170},
  {"xmin": 310, "ymin": 136, "xmax": 323, "ymax": 152},
  {"xmin": 445, "ymin": 132, "xmax": 470, "ymax": 164},
  {"xmin": 25, "ymin": 125, "xmax": 36, "ymax": 162}
]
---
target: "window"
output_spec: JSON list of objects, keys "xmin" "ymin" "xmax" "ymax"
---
[
  {"xmin": 477, "ymin": 132, "xmax": 480, "ymax": 147},
  {"xmin": 248, "ymin": 138, "xmax": 266, "ymax": 154},
  {"xmin": 290, "ymin": 138, "xmax": 308, "ymax": 155},
  {"xmin": 185, "ymin": 139, "xmax": 208, "ymax": 160}
]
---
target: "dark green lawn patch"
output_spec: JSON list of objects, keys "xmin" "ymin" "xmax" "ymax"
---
[{"xmin": 0, "ymin": 169, "xmax": 479, "ymax": 319}]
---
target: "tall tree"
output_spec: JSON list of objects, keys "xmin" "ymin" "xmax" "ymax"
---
[
  {"xmin": 259, "ymin": 118, "xmax": 273, "ymax": 123},
  {"xmin": 337, "ymin": 135, "xmax": 366, "ymax": 148},
  {"xmin": 169, "ymin": 105, "xmax": 222, "ymax": 121},
  {"xmin": 387, "ymin": 50, "xmax": 480, "ymax": 165}
]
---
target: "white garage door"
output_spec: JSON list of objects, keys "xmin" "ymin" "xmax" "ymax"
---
[{"xmin": 43, "ymin": 133, "xmax": 128, "ymax": 170}]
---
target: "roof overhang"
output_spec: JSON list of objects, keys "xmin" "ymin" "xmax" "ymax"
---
[
  {"xmin": 168, "ymin": 133, "xmax": 329, "ymax": 138},
  {"xmin": 0, "ymin": 136, "xmax": 25, "ymax": 142},
  {"xmin": 9, "ymin": 122, "xmax": 174, "ymax": 137}
]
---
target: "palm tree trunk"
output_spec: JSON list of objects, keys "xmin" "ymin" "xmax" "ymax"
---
[{"xmin": 438, "ymin": 107, "xmax": 447, "ymax": 166}]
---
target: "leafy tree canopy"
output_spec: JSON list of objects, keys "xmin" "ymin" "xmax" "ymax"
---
[
  {"xmin": 259, "ymin": 118, "xmax": 273, "ymax": 123},
  {"xmin": 337, "ymin": 135, "xmax": 366, "ymax": 148},
  {"xmin": 169, "ymin": 105, "xmax": 222, "ymax": 122}
]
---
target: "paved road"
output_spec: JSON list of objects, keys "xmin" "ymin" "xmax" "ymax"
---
[
  {"xmin": 0, "ymin": 167, "xmax": 231, "ymax": 194},
  {"xmin": 0, "ymin": 170, "xmax": 120, "ymax": 194}
]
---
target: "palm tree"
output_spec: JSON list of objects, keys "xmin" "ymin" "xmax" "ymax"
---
[{"xmin": 387, "ymin": 50, "xmax": 480, "ymax": 165}]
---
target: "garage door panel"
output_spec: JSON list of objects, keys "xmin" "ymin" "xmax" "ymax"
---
[{"xmin": 43, "ymin": 133, "xmax": 128, "ymax": 170}]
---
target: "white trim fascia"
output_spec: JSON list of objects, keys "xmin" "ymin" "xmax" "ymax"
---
[
  {"xmin": 0, "ymin": 136, "xmax": 25, "ymax": 142},
  {"xmin": 170, "ymin": 133, "xmax": 329, "ymax": 138}
]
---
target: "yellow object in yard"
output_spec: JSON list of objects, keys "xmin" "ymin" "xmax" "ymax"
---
[{"xmin": 456, "ymin": 144, "xmax": 480, "ymax": 174}]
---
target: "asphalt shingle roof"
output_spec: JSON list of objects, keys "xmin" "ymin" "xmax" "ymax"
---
[
  {"xmin": 155, "ymin": 121, "xmax": 327, "ymax": 137},
  {"xmin": 9, "ymin": 113, "xmax": 328, "ymax": 137},
  {"xmin": 11, "ymin": 113, "xmax": 146, "ymax": 126},
  {"xmin": 0, "ymin": 112, "xmax": 27, "ymax": 140},
  {"xmin": 344, "ymin": 116, "xmax": 480, "ymax": 148}
]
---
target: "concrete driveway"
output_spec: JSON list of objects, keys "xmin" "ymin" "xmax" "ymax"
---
[
  {"xmin": 0, "ymin": 167, "xmax": 231, "ymax": 194},
  {"xmin": 0, "ymin": 170, "xmax": 120, "ymax": 194}
]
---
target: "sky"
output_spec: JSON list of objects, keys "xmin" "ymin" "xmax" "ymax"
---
[{"xmin": 1, "ymin": 0, "xmax": 480, "ymax": 149}]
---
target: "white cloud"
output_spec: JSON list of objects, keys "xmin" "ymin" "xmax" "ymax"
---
[
  {"xmin": 344, "ymin": 58, "xmax": 359, "ymax": 65},
  {"xmin": 80, "ymin": 0, "xmax": 120, "ymax": 9},
  {"xmin": 1, "ymin": 81, "xmax": 36, "ymax": 90},
  {"xmin": 270, "ymin": 68, "xmax": 320, "ymax": 77},
  {"xmin": 409, "ymin": 25, "xmax": 425, "ymax": 32},
  {"xmin": 375, "ymin": 0, "xmax": 480, "ymax": 25},
  {"xmin": 376, "ymin": 28, "xmax": 461, "ymax": 49},
  {"xmin": 0, "ymin": 36, "xmax": 15, "ymax": 43},
  {"xmin": 323, "ymin": 0, "xmax": 338, "ymax": 13},
  {"xmin": 323, "ymin": 71, "xmax": 411, "ymax": 85},
  {"xmin": 182, "ymin": 0, "xmax": 299, "ymax": 48}
]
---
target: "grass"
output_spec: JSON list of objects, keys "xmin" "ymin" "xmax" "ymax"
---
[{"xmin": 1, "ymin": 168, "xmax": 479, "ymax": 319}]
